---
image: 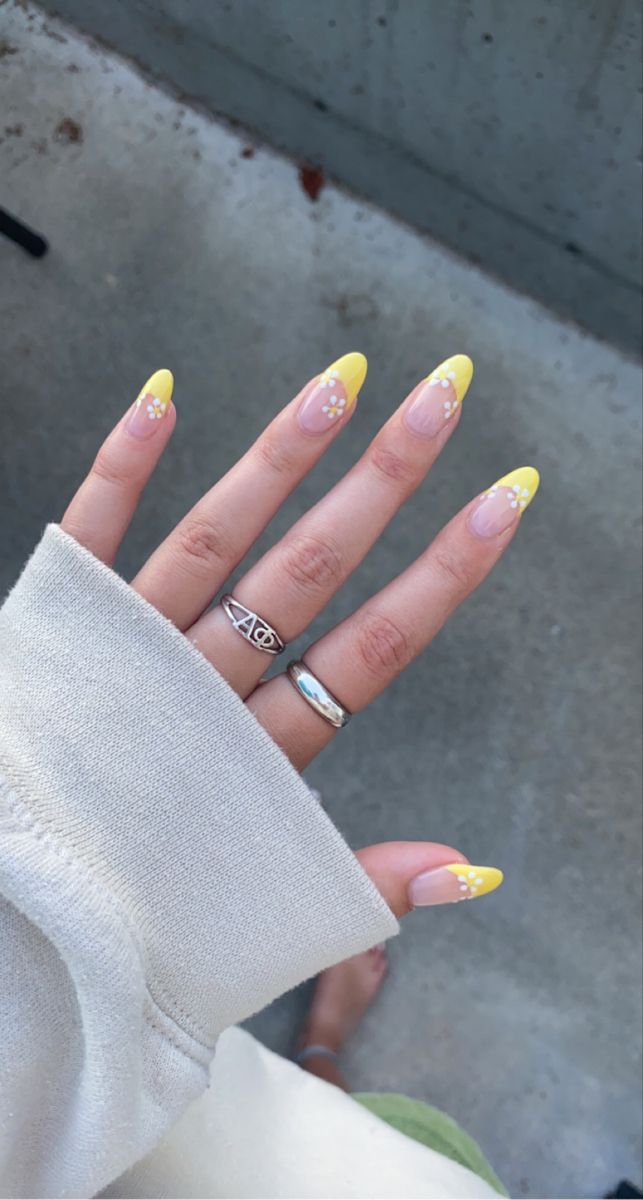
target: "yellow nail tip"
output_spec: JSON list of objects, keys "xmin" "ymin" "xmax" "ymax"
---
[
  {"xmin": 490, "ymin": 466, "xmax": 540, "ymax": 510},
  {"xmin": 139, "ymin": 368, "xmax": 174, "ymax": 407},
  {"xmin": 445, "ymin": 864, "xmax": 504, "ymax": 899},
  {"xmin": 323, "ymin": 352, "xmax": 367, "ymax": 406},
  {"xmin": 425, "ymin": 353, "xmax": 474, "ymax": 404}
]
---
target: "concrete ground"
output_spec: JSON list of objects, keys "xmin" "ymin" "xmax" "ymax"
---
[{"xmin": 1, "ymin": 5, "xmax": 641, "ymax": 1197}]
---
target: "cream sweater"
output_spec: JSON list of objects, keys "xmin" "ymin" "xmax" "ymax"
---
[{"xmin": 0, "ymin": 526, "xmax": 499, "ymax": 1199}]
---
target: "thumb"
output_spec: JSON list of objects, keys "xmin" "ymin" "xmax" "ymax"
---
[{"xmin": 355, "ymin": 841, "xmax": 503, "ymax": 918}]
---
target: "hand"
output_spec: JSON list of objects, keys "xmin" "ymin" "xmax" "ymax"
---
[{"xmin": 61, "ymin": 354, "xmax": 539, "ymax": 915}]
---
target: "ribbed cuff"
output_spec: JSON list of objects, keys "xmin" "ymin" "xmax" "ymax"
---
[{"xmin": 0, "ymin": 526, "xmax": 397, "ymax": 1046}]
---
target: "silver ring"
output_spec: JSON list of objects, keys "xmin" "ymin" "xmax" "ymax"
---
[
  {"xmin": 286, "ymin": 660, "xmax": 351, "ymax": 729},
  {"xmin": 221, "ymin": 594, "xmax": 285, "ymax": 655}
]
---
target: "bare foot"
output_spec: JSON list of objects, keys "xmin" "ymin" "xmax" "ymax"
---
[{"xmin": 298, "ymin": 945, "xmax": 388, "ymax": 1056}]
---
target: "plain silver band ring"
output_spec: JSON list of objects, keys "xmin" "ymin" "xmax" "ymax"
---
[
  {"xmin": 221, "ymin": 594, "xmax": 285, "ymax": 655},
  {"xmin": 286, "ymin": 660, "xmax": 351, "ymax": 729}
]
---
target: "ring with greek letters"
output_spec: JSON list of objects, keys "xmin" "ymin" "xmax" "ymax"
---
[
  {"xmin": 220, "ymin": 594, "xmax": 285, "ymax": 655},
  {"xmin": 286, "ymin": 660, "xmax": 351, "ymax": 729}
]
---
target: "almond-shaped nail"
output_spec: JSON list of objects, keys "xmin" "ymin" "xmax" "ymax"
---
[
  {"xmin": 297, "ymin": 352, "xmax": 367, "ymax": 435},
  {"xmin": 409, "ymin": 864, "xmax": 504, "ymax": 907},
  {"xmin": 125, "ymin": 369, "xmax": 174, "ymax": 439},
  {"xmin": 404, "ymin": 354, "xmax": 473, "ymax": 439},
  {"xmin": 467, "ymin": 466, "xmax": 540, "ymax": 539}
]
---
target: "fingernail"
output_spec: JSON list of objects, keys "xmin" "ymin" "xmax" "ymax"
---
[
  {"xmin": 467, "ymin": 466, "xmax": 540, "ymax": 539},
  {"xmin": 297, "ymin": 352, "xmax": 367, "ymax": 435},
  {"xmin": 409, "ymin": 864, "xmax": 503, "ymax": 907},
  {"xmin": 404, "ymin": 354, "xmax": 473, "ymax": 439},
  {"xmin": 125, "ymin": 369, "xmax": 174, "ymax": 440}
]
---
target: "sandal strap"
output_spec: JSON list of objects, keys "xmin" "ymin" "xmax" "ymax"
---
[{"xmin": 294, "ymin": 1043, "xmax": 338, "ymax": 1064}]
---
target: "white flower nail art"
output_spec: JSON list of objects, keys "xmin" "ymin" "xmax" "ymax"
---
[
  {"xmin": 321, "ymin": 394, "xmax": 346, "ymax": 419},
  {"xmin": 486, "ymin": 481, "xmax": 531, "ymax": 508},
  {"xmin": 137, "ymin": 392, "xmax": 168, "ymax": 421},
  {"xmin": 428, "ymin": 360, "xmax": 459, "ymax": 417},
  {"xmin": 319, "ymin": 368, "xmax": 340, "ymax": 389},
  {"xmin": 455, "ymin": 869, "xmax": 485, "ymax": 900},
  {"xmin": 508, "ymin": 483, "xmax": 530, "ymax": 508}
]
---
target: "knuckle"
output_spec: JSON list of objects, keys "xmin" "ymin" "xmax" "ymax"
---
[
  {"xmin": 174, "ymin": 514, "xmax": 233, "ymax": 576},
  {"xmin": 91, "ymin": 447, "xmax": 132, "ymax": 489},
  {"xmin": 255, "ymin": 434, "xmax": 297, "ymax": 478},
  {"xmin": 354, "ymin": 610, "xmax": 413, "ymax": 679},
  {"xmin": 281, "ymin": 532, "xmax": 344, "ymax": 597},
  {"xmin": 368, "ymin": 444, "xmax": 416, "ymax": 488},
  {"xmin": 431, "ymin": 544, "xmax": 476, "ymax": 594}
]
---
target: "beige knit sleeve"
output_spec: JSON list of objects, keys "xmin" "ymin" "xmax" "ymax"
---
[{"xmin": 0, "ymin": 525, "xmax": 397, "ymax": 1196}]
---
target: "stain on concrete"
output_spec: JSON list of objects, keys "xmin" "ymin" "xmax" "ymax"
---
[
  {"xmin": 54, "ymin": 116, "xmax": 83, "ymax": 143},
  {"xmin": 42, "ymin": 21, "xmax": 67, "ymax": 44},
  {"xmin": 298, "ymin": 163, "xmax": 325, "ymax": 202},
  {"xmin": 329, "ymin": 291, "xmax": 379, "ymax": 325}
]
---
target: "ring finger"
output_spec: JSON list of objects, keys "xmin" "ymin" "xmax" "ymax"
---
[
  {"xmin": 187, "ymin": 354, "xmax": 474, "ymax": 694},
  {"xmin": 247, "ymin": 466, "xmax": 540, "ymax": 770}
]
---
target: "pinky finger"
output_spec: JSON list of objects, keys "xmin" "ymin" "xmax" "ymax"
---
[
  {"xmin": 356, "ymin": 842, "xmax": 504, "ymax": 916},
  {"xmin": 61, "ymin": 369, "xmax": 176, "ymax": 565}
]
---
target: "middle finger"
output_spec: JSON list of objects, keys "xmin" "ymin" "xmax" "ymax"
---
[
  {"xmin": 187, "ymin": 354, "xmax": 473, "ymax": 694},
  {"xmin": 131, "ymin": 352, "xmax": 366, "ymax": 626}
]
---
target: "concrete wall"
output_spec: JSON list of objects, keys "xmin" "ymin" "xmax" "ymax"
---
[{"xmin": 35, "ymin": 0, "xmax": 642, "ymax": 351}]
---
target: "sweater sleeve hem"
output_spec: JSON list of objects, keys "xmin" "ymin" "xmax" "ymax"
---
[{"xmin": 0, "ymin": 525, "xmax": 398, "ymax": 1046}]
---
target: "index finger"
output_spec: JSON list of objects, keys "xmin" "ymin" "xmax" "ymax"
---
[{"xmin": 61, "ymin": 369, "xmax": 176, "ymax": 565}]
